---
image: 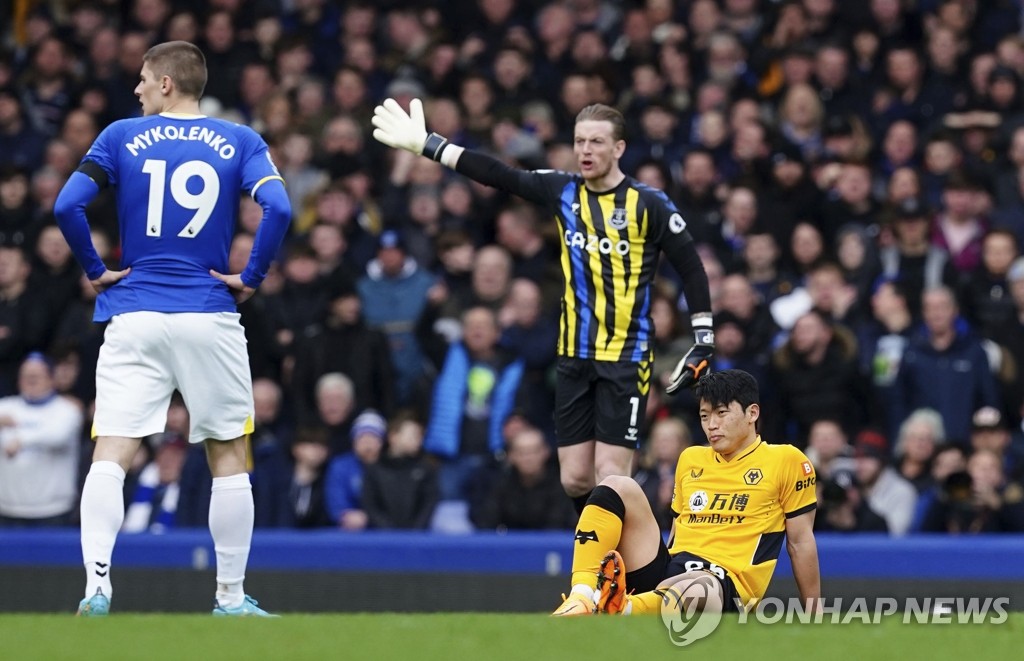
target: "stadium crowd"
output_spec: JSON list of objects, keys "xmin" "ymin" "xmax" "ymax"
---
[{"xmin": 2, "ymin": 0, "xmax": 1024, "ymax": 536}]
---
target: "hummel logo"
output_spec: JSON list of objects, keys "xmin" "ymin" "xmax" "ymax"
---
[
  {"xmin": 95, "ymin": 562, "xmax": 109, "ymax": 578},
  {"xmin": 691, "ymin": 468, "xmax": 703, "ymax": 479}
]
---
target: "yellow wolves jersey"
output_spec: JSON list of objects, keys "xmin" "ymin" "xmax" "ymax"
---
[{"xmin": 669, "ymin": 437, "xmax": 816, "ymax": 606}]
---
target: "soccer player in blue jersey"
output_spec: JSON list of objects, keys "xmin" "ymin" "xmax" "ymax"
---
[{"xmin": 54, "ymin": 41, "xmax": 291, "ymax": 617}]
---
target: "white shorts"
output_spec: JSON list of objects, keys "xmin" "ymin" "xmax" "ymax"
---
[{"xmin": 94, "ymin": 311, "xmax": 255, "ymax": 444}]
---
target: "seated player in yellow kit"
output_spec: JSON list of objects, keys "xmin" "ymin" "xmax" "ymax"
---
[{"xmin": 553, "ymin": 369, "xmax": 820, "ymax": 615}]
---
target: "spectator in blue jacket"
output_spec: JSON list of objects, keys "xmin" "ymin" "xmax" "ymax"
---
[
  {"xmin": 324, "ymin": 409, "xmax": 386, "ymax": 530},
  {"xmin": 892, "ymin": 285, "xmax": 1001, "ymax": 445},
  {"xmin": 424, "ymin": 306, "xmax": 525, "ymax": 501},
  {"xmin": 357, "ymin": 230, "xmax": 437, "ymax": 405}
]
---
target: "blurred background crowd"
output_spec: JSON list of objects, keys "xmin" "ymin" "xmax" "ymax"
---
[{"xmin": 1, "ymin": 0, "xmax": 1024, "ymax": 537}]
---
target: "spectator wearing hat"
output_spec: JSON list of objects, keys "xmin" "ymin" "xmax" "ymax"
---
[
  {"xmin": 982, "ymin": 65, "xmax": 1024, "ymax": 127},
  {"xmin": 891, "ymin": 285, "xmax": 1001, "ymax": 445},
  {"xmin": 0, "ymin": 352, "xmax": 83, "ymax": 526},
  {"xmin": 292, "ymin": 274, "xmax": 395, "ymax": 425},
  {"xmin": 821, "ymin": 114, "xmax": 872, "ymax": 163},
  {"xmin": 853, "ymin": 429, "xmax": 917, "ymax": 536},
  {"xmin": 324, "ymin": 409, "xmax": 387, "ymax": 531},
  {"xmin": 814, "ymin": 468, "xmax": 889, "ymax": 534},
  {"xmin": 0, "ymin": 86, "xmax": 47, "ymax": 172},
  {"xmin": 875, "ymin": 196, "xmax": 959, "ymax": 320},
  {"xmin": 970, "ymin": 406, "xmax": 1024, "ymax": 482},
  {"xmin": 357, "ymin": 229, "xmax": 438, "ymax": 405},
  {"xmin": 947, "ymin": 105, "xmax": 1001, "ymax": 146}
]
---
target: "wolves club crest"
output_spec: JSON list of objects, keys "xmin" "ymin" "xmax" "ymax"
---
[{"xmin": 575, "ymin": 529, "xmax": 599, "ymax": 544}]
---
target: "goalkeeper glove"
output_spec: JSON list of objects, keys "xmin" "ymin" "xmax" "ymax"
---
[
  {"xmin": 665, "ymin": 326, "xmax": 714, "ymax": 395},
  {"xmin": 371, "ymin": 97, "xmax": 450, "ymax": 161}
]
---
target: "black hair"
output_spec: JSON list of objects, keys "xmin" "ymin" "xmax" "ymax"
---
[{"xmin": 694, "ymin": 369, "xmax": 759, "ymax": 411}]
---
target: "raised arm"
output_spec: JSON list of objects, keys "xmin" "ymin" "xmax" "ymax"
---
[{"xmin": 371, "ymin": 98, "xmax": 556, "ymax": 205}]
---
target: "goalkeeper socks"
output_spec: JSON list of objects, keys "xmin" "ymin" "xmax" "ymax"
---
[
  {"xmin": 569, "ymin": 486, "xmax": 625, "ymax": 592},
  {"xmin": 80, "ymin": 461, "xmax": 126, "ymax": 600},
  {"xmin": 209, "ymin": 473, "xmax": 253, "ymax": 609}
]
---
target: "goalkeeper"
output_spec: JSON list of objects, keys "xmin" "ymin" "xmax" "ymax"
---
[{"xmin": 372, "ymin": 99, "xmax": 713, "ymax": 512}]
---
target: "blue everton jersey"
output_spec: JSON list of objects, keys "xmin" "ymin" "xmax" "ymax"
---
[{"xmin": 83, "ymin": 113, "xmax": 283, "ymax": 321}]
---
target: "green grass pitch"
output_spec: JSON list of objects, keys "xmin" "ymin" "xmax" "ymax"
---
[{"xmin": 1, "ymin": 613, "xmax": 1020, "ymax": 660}]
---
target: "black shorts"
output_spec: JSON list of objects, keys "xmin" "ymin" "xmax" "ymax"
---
[
  {"xmin": 555, "ymin": 356, "xmax": 651, "ymax": 448},
  {"xmin": 626, "ymin": 542, "xmax": 742, "ymax": 613}
]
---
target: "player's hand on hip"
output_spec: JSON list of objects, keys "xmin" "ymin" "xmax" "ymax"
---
[
  {"xmin": 210, "ymin": 270, "xmax": 256, "ymax": 304},
  {"xmin": 371, "ymin": 98, "xmax": 429, "ymax": 154},
  {"xmin": 665, "ymin": 329, "xmax": 715, "ymax": 395},
  {"xmin": 90, "ymin": 267, "xmax": 131, "ymax": 294}
]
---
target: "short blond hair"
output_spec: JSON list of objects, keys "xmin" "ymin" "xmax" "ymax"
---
[
  {"xmin": 143, "ymin": 41, "xmax": 207, "ymax": 99},
  {"xmin": 575, "ymin": 104, "xmax": 626, "ymax": 141}
]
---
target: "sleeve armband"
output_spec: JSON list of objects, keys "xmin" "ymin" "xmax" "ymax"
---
[
  {"xmin": 76, "ymin": 161, "xmax": 109, "ymax": 190},
  {"xmin": 784, "ymin": 503, "xmax": 817, "ymax": 519}
]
